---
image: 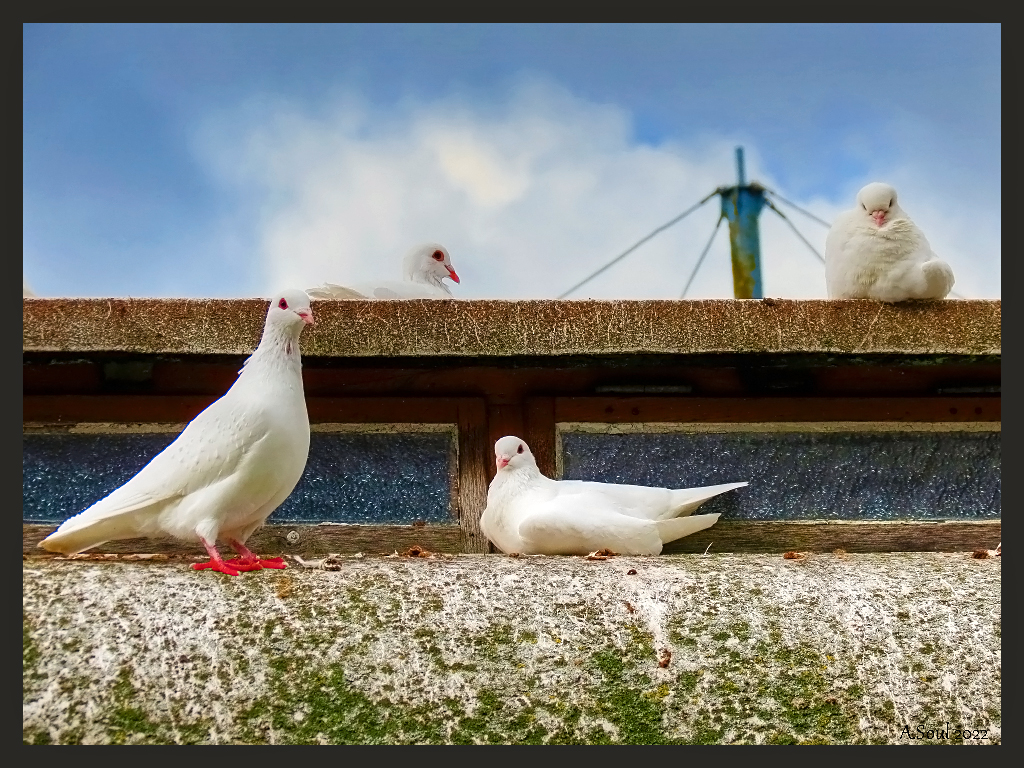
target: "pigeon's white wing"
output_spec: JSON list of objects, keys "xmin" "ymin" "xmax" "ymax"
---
[
  {"xmin": 44, "ymin": 395, "xmax": 270, "ymax": 542},
  {"xmin": 307, "ymin": 283, "xmax": 370, "ymax": 300},
  {"xmin": 555, "ymin": 480, "xmax": 747, "ymax": 520},
  {"xmin": 371, "ymin": 285, "xmax": 405, "ymax": 300},
  {"xmin": 555, "ymin": 480, "xmax": 676, "ymax": 520},
  {"xmin": 921, "ymin": 258, "xmax": 955, "ymax": 298},
  {"xmin": 518, "ymin": 495, "xmax": 665, "ymax": 555},
  {"xmin": 824, "ymin": 211, "xmax": 861, "ymax": 298},
  {"xmin": 824, "ymin": 210, "xmax": 857, "ymax": 261},
  {"xmin": 309, "ymin": 279, "xmax": 451, "ymax": 300},
  {"xmin": 370, "ymin": 281, "xmax": 451, "ymax": 299}
]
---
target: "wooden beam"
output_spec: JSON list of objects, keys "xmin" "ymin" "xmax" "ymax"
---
[
  {"xmin": 24, "ymin": 395, "xmax": 214, "ymax": 424},
  {"xmin": 525, "ymin": 397, "xmax": 556, "ymax": 477},
  {"xmin": 485, "ymin": 403, "xmax": 524, "ymax": 483},
  {"xmin": 23, "ymin": 523, "xmax": 465, "ymax": 556},
  {"xmin": 23, "ymin": 356, "xmax": 1003, "ymax": 401},
  {"xmin": 23, "ymin": 519, "xmax": 1001, "ymax": 556},
  {"xmin": 457, "ymin": 399, "xmax": 491, "ymax": 553},
  {"xmin": 306, "ymin": 397, "xmax": 460, "ymax": 423},
  {"xmin": 661, "ymin": 520, "xmax": 1001, "ymax": 554},
  {"xmin": 555, "ymin": 396, "xmax": 1000, "ymax": 423},
  {"xmin": 24, "ymin": 395, "xmax": 463, "ymax": 425}
]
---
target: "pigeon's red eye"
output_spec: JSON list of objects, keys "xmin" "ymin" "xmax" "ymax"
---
[
  {"xmin": 517, "ymin": 444, "xmax": 524, "ymax": 454},
  {"xmin": 432, "ymin": 250, "xmax": 444, "ymax": 261},
  {"xmin": 278, "ymin": 299, "xmax": 288, "ymax": 309}
]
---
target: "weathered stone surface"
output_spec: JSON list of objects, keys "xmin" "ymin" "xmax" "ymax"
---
[
  {"xmin": 22, "ymin": 298, "xmax": 1001, "ymax": 358},
  {"xmin": 23, "ymin": 553, "xmax": 1000, "ymax": 744}
]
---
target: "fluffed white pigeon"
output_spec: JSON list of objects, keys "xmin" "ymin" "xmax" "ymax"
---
[
  {"xmin": 39, "ymin": 289, "xmax": 315, "ymax": 576},
  {"xmin": 307, "ymin": 242, "xmax": 461, "ymax": 300},
  {"xmin": 824, "ymin": 182, "xmax": 955, "ymax": 301},
  {"xmin": 479, "ymin": 436, "xmax": 748, "ymax": 556}
]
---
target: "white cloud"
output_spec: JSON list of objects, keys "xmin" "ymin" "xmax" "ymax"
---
[{"xmin": 197, "ymin": 80, "xmax": 999, "ymax": 300}]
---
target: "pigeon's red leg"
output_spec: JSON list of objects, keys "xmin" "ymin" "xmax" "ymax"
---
[
  {"xmin": 224, "ymin": 538, "xmax": 287, "ymax": 571},
  {"xmin": 191, "ymin": 538, "xmax": 241, "ymax": 576}
]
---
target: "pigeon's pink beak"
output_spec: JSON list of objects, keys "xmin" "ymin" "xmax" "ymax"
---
[
  {"xmin": 872, "ymin": 210, "xmax": 886, "ymax": 227},
  {"xmin": 447, "ymin": 266, "xmax": 460, "ymax": 284},
  {"xmin": 496, "ymin": 456, "xmax": 510, "ymax": 469},
  {"xmin": 297, "ymin": 309, "xmax": 314, "ymax": 326}
]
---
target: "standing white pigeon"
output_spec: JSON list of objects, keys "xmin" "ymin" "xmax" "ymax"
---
[
  {"xmin": 39, "ymin": 289, "xmax": 315, "ymax": 576},
  {"xmin": 824, "ymin": 182, "xmax": 955, "ymax": 301},
  {"xmin": 480, "ymin": 436, "xmax": 748, "ymax": 556},
  {"xmin": 307, "ymin": 242, "xmax": 461, "ymax": 300}
]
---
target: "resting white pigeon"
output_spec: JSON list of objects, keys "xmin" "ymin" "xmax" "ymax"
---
[
  {"xmin": 480, "ymin": 436, "xmax": 748, "ymax": 556},
  {"xmin": 824, "ymin": 182, "xmax": 955, "ymax": 301},
  {"xmin": 39, "ymin": 289, "xmax": 315, "ymax": 576},
  {"xmin": 307, "ymin": 242, "xmax": 461, "ymax": 300}
]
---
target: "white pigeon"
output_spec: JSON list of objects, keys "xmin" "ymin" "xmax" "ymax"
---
[
  {"xmin": 23, "ymin": 278, "xmax": 35, "ymax": 297},
  {"xmin": 479, "ymin": 436, "xmax": 748, "ymax": 556},
  {"xmin": 39, "ymin": 289, "xmax": 315, "ymax": 576},
  {"xmin": 824, "ymin": 182, "xmax": 955, "ymax": 301},
  {"xmin": 307, "ymin": 242, "xmax": 461, "ymax": 300}
]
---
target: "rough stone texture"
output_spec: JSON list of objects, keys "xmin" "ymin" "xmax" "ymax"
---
[
  {"xmin": 23, "ymin": 298, "xmax": 1000, "ymax": 358},
  {"xmin": 23, "ymin": 553, "xmax": 1000, "ymax": 745}
]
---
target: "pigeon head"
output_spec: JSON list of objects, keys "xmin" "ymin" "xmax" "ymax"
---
[
  {"xmin": 268, "ymin": 289, "xmax": 314, "ymax": 332},
  {"xmin": 404, "ymin": 243, "xmax": 460, "ymax": 288},
  {"xmin": 856, "ymin": 182, "xmax": 901, "ymax": 228},
  {"xmin": 494, "ymin": 435, "xmax": 536, "ymax": 472}
]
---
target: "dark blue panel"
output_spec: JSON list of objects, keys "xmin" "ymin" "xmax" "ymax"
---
[
  {"xmin": 560, "ymin": 430, "xmax": 1000, "ymax": 520},
  {"xmin": 23, "ymin": 433, "xmax": 178, "ymax": 524},
  {"xmin": 23, "ymin": 431, "xmax": 453, "ymax": 525},
  {"xmin": 272, "ymin": 432, "xmax": 453, "ymax": 524}
]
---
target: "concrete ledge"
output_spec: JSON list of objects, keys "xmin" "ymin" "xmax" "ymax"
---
[
  {"xmin": 22, "ymin": 299, "xmax": 1001, "ymax": 358},
  {"xmin": 23, "ymin": 553, "xmax": 1001, "ymax": 744}
]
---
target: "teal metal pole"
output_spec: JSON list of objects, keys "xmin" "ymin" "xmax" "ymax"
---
[{"xmin": 720, "ymin": 147, "xmax": 765, "ymax": 298}]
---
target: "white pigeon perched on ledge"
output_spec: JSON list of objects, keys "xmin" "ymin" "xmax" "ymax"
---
[
  {"xmin": 39, "ymin": 290, "xmax": 315, "ymax": 576},
  {"xmin": 824, "ymin": 182, "xmax": 955, "ymax": 301},
  {"xmin": 480, "ymin": 436, "xmax": 747, "ymax": 556},
  {"xmin": 307, "ymin": 242, "xmax": 461, "ymax": 300}
]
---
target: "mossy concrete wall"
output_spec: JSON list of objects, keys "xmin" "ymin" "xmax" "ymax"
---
[{"xmin": 23, "ymin": 552, "xmax": 1000, "ymax": 744}]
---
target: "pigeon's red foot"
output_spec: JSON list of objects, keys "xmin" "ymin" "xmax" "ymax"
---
[
  {"xmin": 192, "ymin": 559, "xmax": 240, "ymax": 576},
  {"xmin": 224, "ymin": 539, "xmax": 287, "ymax": 571},
  {"xmin": 222, "ymin": 558, "xmax": 263, "ymax": 572},
  {"xmin": 223, "ymin": 556, "xmax": 287, "ymax": 571},
  {"xmin": 194, "ymin": 537, "xmax": 242, "ymax": 575}
]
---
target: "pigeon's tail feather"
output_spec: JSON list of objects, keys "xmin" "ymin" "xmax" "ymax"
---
[
  {"xmin": 307, "ymin": 283, "xmax": 368, "ymax": 300},
  {"xmin": 655, "ymin": 513, "xmax": 720, "ymax": 545},
  {"xmin": 39, "ymin": 515, "xmax": 143, "ymax": 555},
  {"xmin": 669, "ymin": 482, "xmax": 748, "ymax": 517},
  {"xmin": 37, "ymin": 498, "xmax": 165, "ymax": 555}
]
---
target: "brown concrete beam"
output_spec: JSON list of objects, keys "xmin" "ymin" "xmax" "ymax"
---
[{"xmin": 23, "ymin": 298, "xmax": 1001, "ymax": 358}]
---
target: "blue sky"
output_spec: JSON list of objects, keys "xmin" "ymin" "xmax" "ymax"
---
[{"xmin": 23, "ymin": 23, "xmax": 1001, "ymax": 299}]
